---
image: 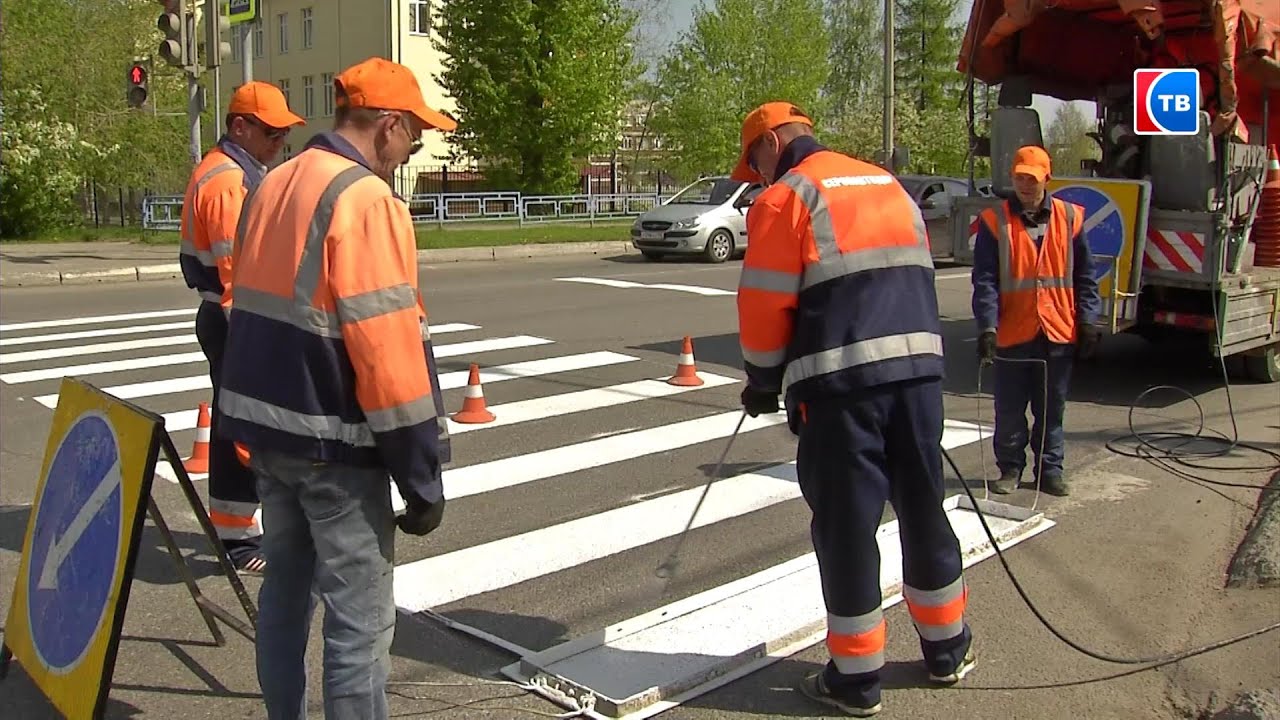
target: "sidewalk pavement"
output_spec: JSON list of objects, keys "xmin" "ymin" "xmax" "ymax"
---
[{"xmin": 0, "ymin": 240, "xmax": 639, "ymax": 288}]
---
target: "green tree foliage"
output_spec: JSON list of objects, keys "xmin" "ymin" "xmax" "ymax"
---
[
  {"xmin": 825, "ymin": 96, "xmax": 977, "ymax": 176},
  {"xmin": 1, "ymin": 0, "xmax": 192, "ymax": 236},
  {"xmin": 824, "ymin": 0, "xmax": 883, "ymax": 120},
  {"xmin": 649, "ymin": 0, "xmax": 830, "ymax": 182},
  {"xmin": 893, "ymin": 0, "xmax": 965, "ymax": 112},
  {"xmin": 434, "ymin": 0, "xmax": 641, "ymax": 194},
  {"xmin": 1044, "ymin": 101, "xmax": 1100, "ymax": 178}
]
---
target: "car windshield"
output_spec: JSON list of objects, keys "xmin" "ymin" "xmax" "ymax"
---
[
  {"xmin": 668, "ymin": 178, "xmax": 742, "ymax": 205},
  {"xmin": 896, "ymin": 177, "xmax": 925, "ymax": 198}
]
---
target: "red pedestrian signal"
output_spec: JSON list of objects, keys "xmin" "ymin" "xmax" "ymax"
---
[{"xmin": 126, "ymin": 62, "xmax": 149, "ymax": 109}]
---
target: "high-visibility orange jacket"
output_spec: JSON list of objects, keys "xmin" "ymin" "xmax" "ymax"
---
[
  {"xmin": 179, "ymin": 139, "xmax": 265, "ymax": 309},
  {"xmin": 737, "ymin": 137, "xmax": 944, "ymax": 416},
  {"xmin": 218, "ymin": 133, "xmax": 449, "ymax": 505},
  {"xmin": 975, "ymin": 197, "xmax": 1091, "ymax": 347}
]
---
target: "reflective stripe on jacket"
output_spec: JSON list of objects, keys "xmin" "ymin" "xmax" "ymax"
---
[
  {"xmin": 978, "ymin": 198, "xmax": 1081, "ymax": 347},
  {"xmin": 179, "ymin": 140, "xmax": 263, "ymax": 309},
  {"xmin": 218, "ymin": 139, "xmax": 449, "ymax": 506},
  {"xmin": 737, "ymin": 147, "xmax": 944, "ymax": 411}
]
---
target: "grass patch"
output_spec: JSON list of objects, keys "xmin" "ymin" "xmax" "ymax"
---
[
  {"xmin": 415, "ymin": 221, "xmax": 631, "ymax": 249},
  {"xmin": 0, "ymin": 226, "xmax": 171, "ymax": 244},
  {"xmin": 2, "ymin": 221, "xmax": 633, "ymax": 250}
]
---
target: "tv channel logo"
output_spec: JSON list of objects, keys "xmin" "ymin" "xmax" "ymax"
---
[{"xmin": 1134, "ymin": 68, "xmax": 1201, "ymax": 135}]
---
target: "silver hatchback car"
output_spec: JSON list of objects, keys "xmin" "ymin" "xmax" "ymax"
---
[{"xmin": 630, "ymin": 176, "xmax": 764, "ymax": 263}]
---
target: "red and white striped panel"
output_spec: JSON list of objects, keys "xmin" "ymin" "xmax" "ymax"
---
[
  {"xmin": 1144, "ymin": 228, "xmax": 1206, "ymax": 273},
  {"xmin": 967, "ymin": 218, "xmax": 979, "ymax": 251}
]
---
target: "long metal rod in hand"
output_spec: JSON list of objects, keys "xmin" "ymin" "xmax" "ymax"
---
[{"xmin": 655, "ymin": 409, "xmax": 749, "ymax": 579}]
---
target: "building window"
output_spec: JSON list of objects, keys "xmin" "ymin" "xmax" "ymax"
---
[
  {"xmin": 301, "ymin": 8, "xmax": 314, "ymax": 49},
  {"xmin": 303, "ymin": 75, "xmax": 315, "ymax": 118},
  {"xmin": 283, "ymin": 143, "xmax": 293, "ymax": 160},
  {"xmin": 277, "ymin": 13, "xmax": 289, "ymax": 54},
  {"xmin": 322, "ymin": 72, "xmax": 335, "ymax": 116},
  {"xmin": 409, "ymin": 0, "xmax": 431, "ymax": 35},
  {"xmin": 252, "ymin": 20, "xmax": 264, "ymax": 58},
  {"xmin": 278, "ymin": 78, "xmax": 291, "ymax": 107},
  {"xmin": 231, "ymin": 26, "xmax": 243, "ymax": 62}
]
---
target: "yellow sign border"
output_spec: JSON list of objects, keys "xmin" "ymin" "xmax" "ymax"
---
[
  {"xmin": 227, "ymin": 0, "xmax": 257, "ymax": 25},
  {"xmin": 3, "ymin": 378, "xmax": 162, "ymax": 720},
  {"xmin": 1047, "ymin": 177, "xmax": 1151, "ymax": 328}
]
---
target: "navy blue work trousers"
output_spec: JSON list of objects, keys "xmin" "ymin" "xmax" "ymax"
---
[
  {"xmin": 795, "ymin": 378, "xmax": 971, "ymax": 692},
  {"xmin": 196, "ymin": 300, "xmax": 262, "ymax": 552},
  {"xmin": 992, "ymin": 335, "xmax": 1074, "ymax": 481}
]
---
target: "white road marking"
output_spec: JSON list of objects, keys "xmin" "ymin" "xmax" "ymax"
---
[
  {"xmin": 0, "ymin": 308, "xmax": 197, "ymax": 333},
  {"xmin": 556, "ymin": 277, "xmax": 737, "ymax": 296},
  {"xmin": 0, "ymin": 321, "xmax": 193, "ymax": 347},
  {"xmin": 394, "ymin": 419, "xmax": 992, "ymax": 611},
  {"xmin": 447, "ymin": 373, "xmax": 738, "ymax": 435},
  {"xmin": 0, "ymin": 334, "xmax": 200, "ymax": 365},
  {"xmin": 36, "ymin": 351, "xmax": 639, "ymax": 409},
  {"xmin": 443, "ymin": 410, "xmax": 790, "ymax": 500},
  {"xmin": 1, "ymin": 351, "xmax": 209, "ymax": 384}
]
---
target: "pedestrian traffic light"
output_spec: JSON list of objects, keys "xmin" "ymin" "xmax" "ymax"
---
[
  {"xmin": 158, "ymin": 0, "xmax": 188, "ymax": 68},
  {"xmin": 126, "ymin": 63, "xmax": 149, "ymax": 108},
  {"xmin": 204, "ymin": 0, "xmax": 232, "ymax": 69}
]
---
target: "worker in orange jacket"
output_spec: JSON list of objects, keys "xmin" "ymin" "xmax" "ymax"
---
[
  {"xmin": 733, "ymin": 102, "xmax": 974, "ymax": 717},
  {"xmin": 179, "ymin": 81, "xmax": 304, "ymax": 574},
  {"xmin": 218, "ymin": 58, "xmax": 455, "ymax": 719},
  {"xmin": 971, "ymin": 145, "xmax": 1101, "ymax": 497}
]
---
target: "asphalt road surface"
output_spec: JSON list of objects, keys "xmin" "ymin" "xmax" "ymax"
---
[{"xmin": 1, "ymin": 251, "xmax": 1276, "ymax": 720}]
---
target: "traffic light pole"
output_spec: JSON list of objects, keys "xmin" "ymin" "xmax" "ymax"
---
[
  {"xmin": 241, "ymin": 23, "xmax": 253, "ymax": 83},
  {"xmin": 188, "ymin": 74, "xmax": 202, "ymax": 165}
]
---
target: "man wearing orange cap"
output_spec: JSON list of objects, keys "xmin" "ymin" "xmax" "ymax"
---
[
  {"xmin": 217, "ymin": 57, "xmax": 456, "ymax": 719},
  {"xmin": 732, "ymin": 101, "xmax": 973, "ymax": 716},
  {"xmin": 971, "ymin": 145, "xmax": 1100, "ymax": 497},
  {"xmin": 179, "ymin": 80, "xmax": 304, "ymax": 575}
]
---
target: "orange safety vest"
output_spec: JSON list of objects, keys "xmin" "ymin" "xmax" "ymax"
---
[
  {"xmin": 179, "ymin": 145, "xmax": 253, "ymax": 310},
  {"xmin": 736, "ymin": 147, "xmax": 943, "ymax": 405},
  {"xmin": 978, "ymin": 197, "xmax": 1082, "ymax": 348},
  {"xmin": 217, "ymin": 136, "xmax": 449, "ymax": 503}
]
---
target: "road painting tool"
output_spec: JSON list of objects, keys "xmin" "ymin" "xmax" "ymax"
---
[{"xmin": 654, "ymin": 409, "xmax": 747, "ymax": 582}]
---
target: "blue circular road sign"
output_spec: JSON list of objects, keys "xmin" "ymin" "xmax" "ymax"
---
[
  {"xmin": 1051, "ymin": 184, "xmax": 1124, "ymax": 283},
  {"xmin": 26, "ymin": 412, "xmax": 124, "ymax": 673}
]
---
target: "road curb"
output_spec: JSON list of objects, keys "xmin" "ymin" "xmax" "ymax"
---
[{"xmin": 0, "ymin": 243, "xmax": 636, "ymax": 288}]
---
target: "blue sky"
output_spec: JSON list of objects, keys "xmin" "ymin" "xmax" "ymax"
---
[{"xmin": 638, "ymin": 0, "xmax": 1094, "ymax": 124}]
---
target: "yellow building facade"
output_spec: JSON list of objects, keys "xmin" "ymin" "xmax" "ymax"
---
[{"xmin": 215, "ymin": 0, "xmax": 458, "ymax": 189}]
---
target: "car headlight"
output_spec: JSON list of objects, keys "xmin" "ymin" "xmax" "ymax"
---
[{"xmin": 672, "ymin": 218, "xmax": 699, "ymax": 230}]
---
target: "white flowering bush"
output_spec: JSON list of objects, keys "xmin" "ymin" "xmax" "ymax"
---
[{"xmin": 1, "ymin": 86, "xmax": 111, "ymax": 237}]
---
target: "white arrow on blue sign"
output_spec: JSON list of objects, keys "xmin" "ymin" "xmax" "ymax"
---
[
  {"xmin": 1051, "ymin": 184, "xmax": 1125, "ymax": 283},
  {"xmin": 26, "ymin": 412, "xmax": 124, "ymax": 673}
]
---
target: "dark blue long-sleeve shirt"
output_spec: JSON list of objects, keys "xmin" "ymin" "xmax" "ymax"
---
[{"xmin": 971, "ymin": 193, "xmax": 1101, "ymax": 343}]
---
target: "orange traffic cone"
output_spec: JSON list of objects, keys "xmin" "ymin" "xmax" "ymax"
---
[
  {"xmin": 452, "ymin": 364, "xmax": 496, "ymax": 423},
  {"xmin": 668, "ymin": 336, "xmax": 705, "ymax": 387},
  {"xmin": 184, "ymin": 402, "xmax": 212, "ymax": 473}
]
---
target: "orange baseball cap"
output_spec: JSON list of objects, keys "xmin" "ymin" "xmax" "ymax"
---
[
  {"xmin": 334, "ymin": 57, "xmax": 457, "ymax": 132},
  {"xmin": 228, "ymin": 81, "xmax": 305, "ymax": 129},
  {"xmin": 1012, "ymin": 145, "xmax": 1052, "ymax": 182},
  {"xmin": 730, "ymin": 102, "xmax": 814, "ymax": 183}
]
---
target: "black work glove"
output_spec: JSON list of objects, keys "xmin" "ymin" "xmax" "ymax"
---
[
  {"xmin": 397, "ymin": 496, "xmax": 445, "ymax": 536},
  {"xmin": 740, "ymin": 386, "xmax": 779, "ymax": 417},
  {"xmin": 977, "ymin": 330, "xmax": 997, "ymax": 367},
  {"xmin": 1077, "ymin": 324, "xmax": 1102, "ymax": 360}
]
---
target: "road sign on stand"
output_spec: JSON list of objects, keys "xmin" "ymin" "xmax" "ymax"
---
[
  {"xmin": 1048, "ymin": 177, "xmax": 1152, "ymax": 332},
  {"xmin": 0, "ymin": 378, "xmax": 258, "ymax": 720},
  {"xmin": 227, "ymin": 0, "xmax": 258, "ymax": 24}
]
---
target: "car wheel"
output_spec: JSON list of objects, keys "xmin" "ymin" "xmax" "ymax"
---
[
  {"xmin": 703, "ymin": 229, "xmax": 733, "ymax": 264},
  {"xmin": 1243, "ymin": 343, "xmax": 1280, "ymax": 383}
]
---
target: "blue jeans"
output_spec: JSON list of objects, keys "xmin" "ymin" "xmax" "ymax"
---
[
  {"xmin": 992, "ymin": 335, "xmax": 1074, "ymax": 480},
  {"xmin": 250, "ymin": 449, "xmax": 397, "ymax": 720}
]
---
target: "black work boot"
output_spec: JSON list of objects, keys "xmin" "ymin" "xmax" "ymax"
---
[
  {"xmin": 990, "ymin": 470, "xmax": 1018, "ymax": 495},
  {"xmin": 1041, "ymin": 475, "xmax": 1069, "ymax": 497}
]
